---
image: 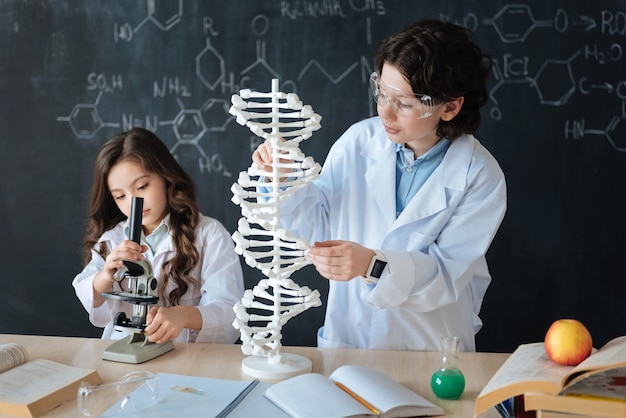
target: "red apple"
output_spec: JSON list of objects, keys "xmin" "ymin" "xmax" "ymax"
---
[{"xmin": 544, "ymin": 319, "xmax": 593, "ymax": 366}]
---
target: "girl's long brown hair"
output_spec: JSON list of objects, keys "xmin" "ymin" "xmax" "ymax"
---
[{"xmin": 83, "ymin": 128, "xmax": 199, "ymax": 306}]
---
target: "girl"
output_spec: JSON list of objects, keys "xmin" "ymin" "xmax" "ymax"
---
[
  {"xmin": 73, "ymin": 128, "xmax": 244, "ymax": 344},
  {"xmin": 253, "ymin": 20, "xmax": 507, "ymax": 351}
]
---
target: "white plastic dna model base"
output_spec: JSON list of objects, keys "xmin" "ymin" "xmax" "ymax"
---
[{"xmin": 229, "ymin": 79, "xmax": 322, "ymax": 380}]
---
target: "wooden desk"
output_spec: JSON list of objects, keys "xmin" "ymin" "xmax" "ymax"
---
[{"xmin": 0, "ymin": 334, "xmax": 508, "ymax": 418}]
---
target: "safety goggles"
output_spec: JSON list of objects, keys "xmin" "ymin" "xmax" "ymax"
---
[
  {"xmin": 77, "ymin": 371, "xmax": 158, "ymax": 417},
  {"xmin": 369, "ymin": 72, "xmax": 442, "ymax": 119}
]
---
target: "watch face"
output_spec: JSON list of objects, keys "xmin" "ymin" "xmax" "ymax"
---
[{"xmin": 371, "ymin": 259, "xmax": 387, "ymax": 278}]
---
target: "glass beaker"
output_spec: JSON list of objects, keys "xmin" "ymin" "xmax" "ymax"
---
[{"xmin": 430, "ymin": 336, "xmax": 465, "ymax": 399}]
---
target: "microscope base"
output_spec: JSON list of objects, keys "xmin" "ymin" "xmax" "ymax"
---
[{"xmin": 102, "ymin": 333, "xmax": 174, "ymax": 364}]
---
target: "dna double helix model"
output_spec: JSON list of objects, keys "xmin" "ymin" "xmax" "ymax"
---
[{"xmin": 229, "ymin": 79, "xmax": 323, "ymax": 377}]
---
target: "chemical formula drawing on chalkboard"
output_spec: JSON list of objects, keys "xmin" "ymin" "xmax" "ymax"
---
[{"xmin": 54, "ymin": 2, "xmax": 626, "ymax": 159}]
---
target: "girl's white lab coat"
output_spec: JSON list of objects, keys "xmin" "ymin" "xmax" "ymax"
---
[
  {"xmin": 73, "ymin": 215, "xmax": 244, "ymax": 343},
  {"xmin": 280, "ymin": 117, "xmax": 507, "ymax": 352}
]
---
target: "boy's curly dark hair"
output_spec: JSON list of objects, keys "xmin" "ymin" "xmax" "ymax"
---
[{"xmin": 374, "ymin": 19, "xmax": 492, "ymax": 139}]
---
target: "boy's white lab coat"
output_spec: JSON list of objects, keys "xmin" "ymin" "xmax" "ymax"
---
[
  {"xmin": 280, "ymin": 117, "xmax": 507, "ymax": 351},
  {"xmin": 73, "ymin": 215, "xmax": 244, "ymax": 343}
]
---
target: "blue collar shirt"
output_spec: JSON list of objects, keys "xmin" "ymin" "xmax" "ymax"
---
[{"xmin": 395, "ymin": 138, "xmax": 451, "ymax": 217}]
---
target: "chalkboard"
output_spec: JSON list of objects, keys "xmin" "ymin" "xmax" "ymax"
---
[{"xmin": 1, "ymin": 0, "xmax": 625, "ymax": 352}]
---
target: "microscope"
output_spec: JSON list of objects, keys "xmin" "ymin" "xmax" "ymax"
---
[{"xmin": 101, "ymin": 197, "xmax": 174, "ymax": 364}]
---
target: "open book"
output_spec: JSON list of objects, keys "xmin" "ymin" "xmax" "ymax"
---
[
  {"xmin": 524, "ymin": 365, "xmax": 626, "ymax": 417},
  {"xmin": 475, "ymin": 335, "xmax": 626, "ymax": 417},
  {"xmin": 264, "ymin": 364, "xmax": 444, "ymax": 418},
  {"xmin": 0, "ymin": 342, "xmax": 101, "ymax": 417}
]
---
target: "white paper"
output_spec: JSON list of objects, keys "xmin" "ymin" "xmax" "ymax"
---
[
  {"xmin": 265, "ymin": 372, "xmax": 372, "ymax": 418},
  {"xmin": 264, "ymin": 365, "xmax": 444, "ymax": 418},
  {"xmin": 102, "ymin": 372, "xmax": 286, "ymax": 418},
  {"xmin": 330, "ymin": 365, "xmax": 444, "ymax": 417}
]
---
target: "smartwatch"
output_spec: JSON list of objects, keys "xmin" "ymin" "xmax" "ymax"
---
[{"xmin": 362, "ymin": 250, "xmax": 387, "ymax": 285}]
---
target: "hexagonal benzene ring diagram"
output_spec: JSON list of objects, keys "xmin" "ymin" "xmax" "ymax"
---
[
  {"xmin": 172, "ymin": 108, "xmax": 207, "ymax": 143},
  {"xmin": 487, "ymin": 4, "xmax": 537, "ymax": 43},
  {"xmin": 67, "ymin": 104, "xmax": 103, "ymax": 139},
  {"xmin": 531, "ymin": 57, "xmax": 577, "ymax": 106},
  {"xmin": 196, "ymin": 39, "xmax": 225, "ymax": 91},
  {"xmin": 201, "ymin": 98, "xmax": 233, "ymax": 131},
  {"xmin": 146, "ymin": 0, "xmax": 183, "ymax": 31}
]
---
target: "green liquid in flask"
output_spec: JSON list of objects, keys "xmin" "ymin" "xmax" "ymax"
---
[
  {"xmin": 430, "ymin": 336, "xmax": 465, "ymax": 399},
  {"xmin": 430, "ymin": 367, "xmax": 465, "ymax": 399}
]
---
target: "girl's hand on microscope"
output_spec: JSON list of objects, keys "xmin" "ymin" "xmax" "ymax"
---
[
  {"xmin": 93, "ymin": 240, "xmax": 148, "ymax": 303},
  {"xmin": 144, "ymin": 306, "xmax": 203, "ymax": 344},
  {"xmin": 144, "ymin": 306, "xmax": 197, "ymax": 344},
  {"xmin": 104, "ymin": 240, "xmax": 148, "ymax": 277}
]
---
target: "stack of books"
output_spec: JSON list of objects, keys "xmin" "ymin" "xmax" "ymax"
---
[{"xmin": 474, "ymin": 336, "xmax": 626, "ymax": 418}]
